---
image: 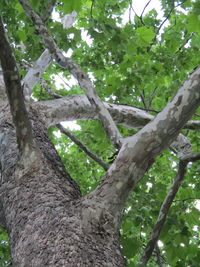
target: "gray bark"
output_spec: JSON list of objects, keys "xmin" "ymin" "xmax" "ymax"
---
[
  {"xmin": 0, "ymin": 3, "xmax": 199, "ymax": 264},
  {"xmin": 0, "ymin": 103, "xmax": 124, "ymax": 266},
  {"xmin": 0, "ymin": 65, "xmax": 199, "ymax": 266},
  {"xmin": 34, "ymin": 95, "xmax": 200, "ymax": 131}
]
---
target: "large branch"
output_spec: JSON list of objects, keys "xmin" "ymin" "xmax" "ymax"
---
[
  {"xmin": 18, "ymin": 0, "xmax": 122, "ymax": 148},
  {"xmin": 139, "ymin": 152, "xmax": 200, "ymax": 265},
  {"xmin": 184, "ymin": 119, "xmax": 200, "ymax": 130},
  {"xmin": 0, "ymin": 16, "xmax": 34, "ymax": 155},
  {"xmin": 22, "ymin": 0, "xmax": 56, "ymax": 99},
  {"xmin": 34, "ymin": 95, "xmax": 193, "ymax": 157},
  {"xmin": 34, "ymin": 95, "xmax": 200, "ymax": 131},
  {"xmin": 23, "ymin": 49, "xmax": 52, "ymax": 100},
  {"xmin": 86, "ymin": 66, "xmax": 200, "ymax": 219}
]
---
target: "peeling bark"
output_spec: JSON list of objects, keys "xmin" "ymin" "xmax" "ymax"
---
[
  {"xmin": 90, "ymin": 66, "xmax": 200, "ymax": 219},
  {"xmin": 23, "ymin": 49, "xmax": 52, "ymax": 100},
  {"xmin": 34, "ymin": 95, "xmax": 200, "ymax": 131},
  {"xmin": 0, "ymin": 1, "xmax": 199, "ymax": 266}
]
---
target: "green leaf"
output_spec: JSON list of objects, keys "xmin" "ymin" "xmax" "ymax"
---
[
  {"xmin": 121, "ymin": 237, "xmax": 141, "ymax": 258},
  {"xmin": 187, "ymin": 14, "xmax": 200, "ymax": 33},
  {"xmin": 17, "ymin": 30, "xmax": 26, "ymax": 42},
  {"xmin": 63, "ymin": 0, "xmax": 82, "ymax": 13},
  {"xmin": 136, "ymin": 26, "xmax": 155, "ymax": 43}
]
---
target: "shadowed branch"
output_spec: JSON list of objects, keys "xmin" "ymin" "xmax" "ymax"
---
[
  {"xmin": 139, "ymin": 152, "xmax": 200, "ymax": 265},
  {"xmin": 57, "ymin": 124, "xmax": 109, "ymax": 171},
  {"xmin": 0, "ymin": 15, "xmax": 34, "ymax": 155}
]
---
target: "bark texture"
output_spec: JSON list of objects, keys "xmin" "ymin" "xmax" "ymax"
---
[
  {"xmin": 0, "ymin": 103, "xmax": 125, "ymax": 266},
  {"xmin": 0, "ymin": 63, "xmax": 199, "ymax": 266},
  {"xmin": 0, "ymin": 2, "xmax": 199, "ymax": 265}
]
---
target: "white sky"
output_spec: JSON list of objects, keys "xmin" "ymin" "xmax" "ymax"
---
[{"xmin": 123, "ymin": 0, "xmax": 163, "ymax": 24}]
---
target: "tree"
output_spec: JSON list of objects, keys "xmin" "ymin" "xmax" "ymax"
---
[{"xmin": 0, "ymin": 0, "xmax": 200, "ymax": 266}]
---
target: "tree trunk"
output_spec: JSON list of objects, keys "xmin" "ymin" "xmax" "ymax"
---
[
  {"xmin": 0, "ymin": 3, "xmax": 200, "ymax": 264},
  {"xmin": 0, "ymin": 103, "xmax": 125, "ymax": 266}
]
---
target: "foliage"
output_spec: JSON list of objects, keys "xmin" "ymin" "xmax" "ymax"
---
[{"xmin": 0, "ymin": 0, "xmax": 200, "ymax": 266}]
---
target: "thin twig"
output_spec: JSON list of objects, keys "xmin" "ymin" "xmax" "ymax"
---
[
  {"xmin": 148, "ymin": 87, "xmax": 157, "ymax": 110},
  {"xmin": 140, "ymin": 0, "xmax": 152, "ymax": 18},
  {"xmin": 194, "ymin": 113, "xmax": 200, "ymax": 118},
  {"xmin": 90, "ymin": 0, "xmax": 94, "ymax": 18},
  {"xmin": 140, "ymin": 90, "xmax": 148, "ymax": 110},
  {"xmin": 173, "ymin": 197, "xmax": 200, "ymax": 202},
  {"xmin": 56, "ymin": 124, "xmax": 109, "ymax": 171},
  {"xmin": 155, "ymin": 244, "xmax": 163, "ymax": 267},
  {"xmin": 139, "ymin": 152, "xmax": 200, "ymax": 265},
  {"xmin": 148, "ymin": 2, "xmax": 184, "ymax": 52},
  {"xmin": 130, "ymin": 1, "xmax": 145, "ymax": 25},
  {"xmin": 40, "ymin": 77, "xmax": 62, "ymax": 99},
  {"xmin": 19, "ymin": 0, "xmax": 122, "ymax": 149},
  {"xmin": 56, "ymin": 73, "xmax": 72, "ymax": 89},
  {"xmin": 175, "ymin": 33, "xmax": 194, "ymax": 54},
  {"xmin": 129, "ymin": 0, "xmax": 132, "ymax": 23}
]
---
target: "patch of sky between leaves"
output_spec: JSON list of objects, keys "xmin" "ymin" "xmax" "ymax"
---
[
  {"xmin": 51, "ymin": 0, "xmax": 200, "ymax": 226},
  {"xmin": 51, "ymin": 0, "xmax": 164, "ymax": 132}
]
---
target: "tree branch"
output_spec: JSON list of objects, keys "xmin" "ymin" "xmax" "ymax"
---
[
  {"xmin": 173, "ymin": 197, "xmax": 200, "ymax": 202},
  {"xmin": 34, "ymin": 95, "xmax": 200, "ymax": 131},
  {"xmin": 87, "ymin": 66, "xmax": 200, "ymax": 220},
  {"xmin": 34, "ymin": 95, "xmax": 154, "ymax": 128},
  {"xmin": 0, "ymin": 15, "xmax": 34, "ymax": 155},
  {"xmin": 22, "ymin": 49, "xmax": 52, "ymax": 100},
  {"xmin": 130, "ymin": 1, "xmax": 145, "ymax": 26},
  {"xmin": 148, "ymin": 2, "xmax": 184, "ymax": 51},
  {"xmin": 18, "ymin": 0, "xmax": 122, "ymax": 149},
  {"xmin": 40, "ymin": 82, "xmax": 109, "ymax": 171},
  {"xmin": 40, "ymin": 77, "xmax": 61, "ymax": 99},
  {"xmin": 140, "ymin": 0, "xmax": 152, "ymax": 18},
  {"xmin": 33, "ymin": 95, "xmax": 194, "ymax": 158},
  {"xmin": 139, "ymin": 152, "xmax": 200, "ymax": 265},
  {"xmin": 57, "ymin": 124, "xmax": 109, "ymax": 171},
  {"xmin": 155, "ymin": 244, "xmax": 164, "ymax": 267},
  {"xmin": 43, "ymin": 0, "xmax": 56, "ymax": 23}
]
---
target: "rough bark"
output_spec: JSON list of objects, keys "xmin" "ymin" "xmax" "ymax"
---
[
  {"xmin": 0, "ymin": 1, "xmax": 199, "ymax": 265},
  {"xmin": 0, "ymin": 103, "xmax": 125, "ymax": 266},
  {"xmin": 0, "ymin": 63, "xmax": 199, "ymax": 266},
  {"xmin": 0, "ymin": 60, "xmax": 199, "ymax": 267}
]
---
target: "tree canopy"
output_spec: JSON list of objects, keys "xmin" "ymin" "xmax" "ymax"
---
[{"xmin": 0, "ymin": 0, "xmax": 200, "ymax": 266}]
